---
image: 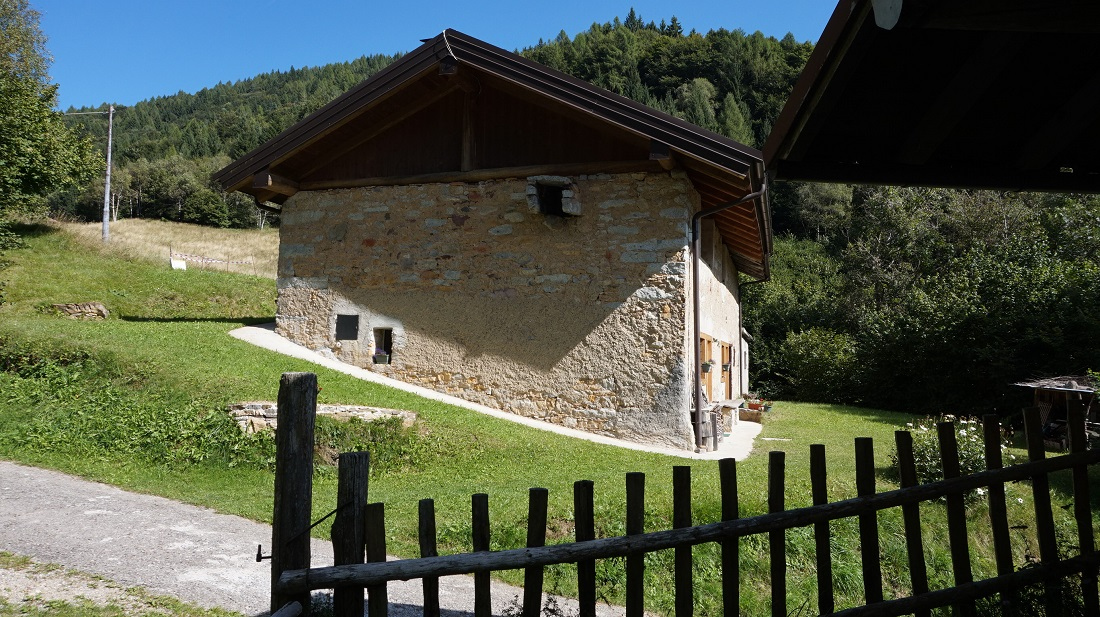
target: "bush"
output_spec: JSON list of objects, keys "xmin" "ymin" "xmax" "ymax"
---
[
  {"xmin": 780, "ymin": 327, "xmax": 859, "ymax": 403},
  {"xmin": 889, "ymin": 415, "xmax": 1014, "ymax": 498}
]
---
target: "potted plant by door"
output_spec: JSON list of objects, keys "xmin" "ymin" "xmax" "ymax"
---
[
  {"xmin": 701, "ymin": 360, "xmax": 715, "ymax": 373},
  {"xmin": 372, "ymin": 349, "xmax": 390, "ymax": 365}
]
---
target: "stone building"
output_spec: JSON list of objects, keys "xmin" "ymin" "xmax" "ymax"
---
[{"xmin": 215, "ymin": 30, "xmax": 772, "ymax": 451}]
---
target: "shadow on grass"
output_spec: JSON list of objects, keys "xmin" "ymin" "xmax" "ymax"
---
[
  {"xmin": 7, "ymin": 222, "xmax": 58, "ymax": 239},
  {"xmin": 119, "ymin": 316, "xmax": 274, "ymax": 326}
]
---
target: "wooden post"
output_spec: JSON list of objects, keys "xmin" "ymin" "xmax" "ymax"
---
[
  {"xmin": 365, "ymin": 502, "xmax": 388, "ymax": 617},
  {"xmin": 937, "ymin": 422, "xmax": 976, "ymax": 617},
  {"xmin": 810, "ymin": 444, "xmax": 834, "ymax": 615},
  {"xmin": 271, "ymin": 372, "xmax": 317, "ymax": 615},
  {"xmin": 1024, "ymin": 406, "xmax": 1062, "ymax": 616},
  {"xmin": 982, "ymin": 416, "xmax": 1016, "ymax": 614},
  {"xmin": 575, "ymin": 480, "xmax": 596, "ymax": 617},
  {"xmin": 894, "ymin": 431, "xmax": 930, "ymax": 617},
  {"xmin": 419, "ymin": 499, "xmax": 440, "ymax": 617},
  {"xmin": 331, "ymin": 452, "xmax": 369, "ymax": 617},
  {"xmin": 673, "ymin": 466, "xmax": 693, "ymax": 617},
  {"xmin": 854, "ymin": 437, "xmax": 883, "ymax": 605},
  {"xmin": 719, "ymin": 458, "xmax": 739, "ymax": 617},
  {"xmin": 1067, "ymin": 406, "xmax": 1099, "ymax": 615},
  {"xmin": 523, "ymin": 488, "xmax": 549, "ymax": 617},
  {"xmin": 768, "ymin": 452, "xmax": 786, "ymax": 617},
  {"xmin": 472, "ymin": 493, "xmax": 491, "ymax": 617},
  {"xmin": 625, "ymin": 472, "xmax": 645, "ymax": 617}
]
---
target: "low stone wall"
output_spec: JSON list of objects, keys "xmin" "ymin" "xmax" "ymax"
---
[{"xmin": 227, "ymin": 402, "xmax": 416, "ymax": 434}]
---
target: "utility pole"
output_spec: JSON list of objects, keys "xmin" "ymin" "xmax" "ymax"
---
[
  {"xmin": 65, "ymin": 106, "xmax": 117, "ymax": 242},
  {"xmin": 102, "ymin": 105, "xmax": 114, "ymax": 242}
]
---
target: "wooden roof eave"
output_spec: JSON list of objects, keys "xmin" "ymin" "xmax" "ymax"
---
[
  {"xmin": 214, "ymin": 40, "xmax": 451, "ymax": 193},
  {"xmin": 445, "ymin": 31, "xmax": 762, "ymax": 190}
]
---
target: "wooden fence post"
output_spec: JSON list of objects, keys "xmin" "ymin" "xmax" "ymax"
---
[
  {"xmin": 938, "ymin": 422, "xmax": 976, "ymax": 617},
  {"xmin": 1068, "ymin": 406, "xmax": 1099, "ymax": 615},
  {"xmin": 982, "ymin": 416, "xmax": 1016, "ymax": 614},
  {"xmin": 331, "ymin": 452, "xmax": 369, "ymax": 617},
  {"xmin": 419, "ymin": 499, "xmax": 440, "ymax": 617},
  {"xmin": 767, "ymin": 452, "xmax": 786, "ymax": 617},
  {"xmin": 673, "ymin": 466, "xmax": 693, "ymax": 617},
  {"xmin": 1023, "ymin": 406, "xmax": 1062, "ymax": 616},
  {"xmin": 365, "ymin": 502, "xmax": 388, "ymax": 617},
  {"xmin": 271, "ymin": 372, "xmax": 317, "ymax": 615},
  {"xmin": 626, "ymin": 472, "xmax": 645, "ymax": 617},
  {"xmin": 575, "ymin": 480, "xmax": 596, "ymax": 617},
  {"xmin": 472, "ymin": 493, "xmax": 491, "ymax": 617},
  {"xmin": 718, "ymin": 459, "xmax": 738, "ymax": 617},
  {"xmin": 523, "ymin": 488, "xmax": 549, "ymax": 617},
  {"xmin": 854, "ymin": 437, "xmax": 882, "ymax": 605},
  {"xmin": 810, "ymin": 444, "xmax": 834, "ymax": 615},
  {"xmin": 894, "ymin": 430, "xmax": 930, "ymax": 617}
]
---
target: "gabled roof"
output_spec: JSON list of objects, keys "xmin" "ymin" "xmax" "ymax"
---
[
  {"xmin": 764, "ymin": 0, "xmax": 1100, "ymax": 192},
  {"xmin": 214, "ymin": 29, "xmax": 772, "ymax": 279}
]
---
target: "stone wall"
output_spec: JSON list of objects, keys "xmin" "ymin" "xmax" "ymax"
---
[{"xmin": 276, "ymin": 171, "xmax": 732, "ymax": 449}]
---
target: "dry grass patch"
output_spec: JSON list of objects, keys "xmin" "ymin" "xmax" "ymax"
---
[{"xmin": 56, "ymin": 219, "xmax": 278, "ymax": 278}]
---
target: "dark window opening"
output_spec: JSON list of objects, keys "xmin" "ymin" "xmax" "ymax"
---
[
  {"xmin": 335, "ymin": 314, "xmax": 359, "ymax": 340},
  {"xmin": 374, "ymin": 328, "xmax": 393, "ymax": 356},
  {"xmin": 537, "ymin": 184, "xmax": 565, "ymax": 216}
]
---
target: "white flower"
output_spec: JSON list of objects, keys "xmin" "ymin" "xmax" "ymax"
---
[
  {"xmin": 1016, "ymin": 498, "xmax": 1024, "ymax": 504},
  {"xmin": 976, "ymin": 487, "xmax": 986, "ymax": 496},
  {"xmin": 906, "ymin": 423, "xmax": 914, "ymax": 428}
]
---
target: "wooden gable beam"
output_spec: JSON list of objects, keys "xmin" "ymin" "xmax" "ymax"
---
[{"xmin": 253, "ymin": 170, "xmax": 300, "ymax": 197}]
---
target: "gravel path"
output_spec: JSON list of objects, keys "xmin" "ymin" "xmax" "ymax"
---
[{"xmin": 0, "ymin": 460, "xmax": 627, "ymax": 616}]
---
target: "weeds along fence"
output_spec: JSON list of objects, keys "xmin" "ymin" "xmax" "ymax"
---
[{"xmin": 267, "ymin": 373, "xmax": 1100, "ymax": 617}]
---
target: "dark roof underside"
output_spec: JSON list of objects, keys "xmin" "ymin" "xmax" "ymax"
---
[
  {"xmin": 214, "ymin": 30, "xmax": 772, "ymax": 279},
  {"xmin": 765, "ymin": 0, "xmax": 1100, "ymax": 192}
]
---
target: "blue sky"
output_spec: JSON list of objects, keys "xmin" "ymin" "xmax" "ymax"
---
[{"xmin": 38, "ymin": 1, "xmax": 836, "ymax": 111}]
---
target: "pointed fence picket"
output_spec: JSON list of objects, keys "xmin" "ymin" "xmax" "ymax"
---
[{"xmin": 267, "ymin": 373, "xmax": 1100, "ymax": 617}]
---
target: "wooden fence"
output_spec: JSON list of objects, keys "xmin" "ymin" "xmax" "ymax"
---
[{"xmin": 267, "ymin": 373, "xmax": 1100, "ymax": 616}]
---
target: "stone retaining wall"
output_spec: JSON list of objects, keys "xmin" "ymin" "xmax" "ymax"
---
[{"xmin": 227, "ymin": 402, "xmax": 416, "ymax": 434}]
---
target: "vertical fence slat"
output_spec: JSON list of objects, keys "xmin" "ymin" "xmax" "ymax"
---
[
  {"xmin": 418, "ymin": 499, "xmax": 440, "ymax": 617},
  {"xmin": 1067, "ymin": 406, "xmax": 1099, "ymax": 615},
  {"xmin": 810, "ymin": 444, "xmax": 834, "ymax": 615},
  {"xmin": 854, "ymin": 437, "xmax": 883, "ymax": 605},
  {"xmin": 673, "ymin": 466, "xmax": 693, "ymax": 617},
  {"xmin": 1024, "ymin": 406, "xmax": 1062, "ymax": 616},
  {"xmin": 982, "ymin": 415, "xmax": 1015, "ymax": 614},
  {"xmin": 894, "ymin": 431, "xmax": 930, "ymax": 617},
  {"xmin": 937, "ymin": 422, "xmax": 976, "ymax": 617},
  {"xmin": 719, "ymin": 458, "xmax": 739, "ymax": 617},
  {"xmin": 575, "ymin": 480, "xmax": 596, "ymax": 617},
  {"xmin": 271, "ymin": 372, "xmax": 316, "ymax": 615},
  {"xmin": 523, "ymin": 488, "xmax": 549, "ymax": 617},
  {"xmin": 365, "ymin": 502, "xmax": 388, "ymax": 617},
  {"xmin": 472, "ymin": 493, "xmax": 491, "ymax": 617},
  {"xmin": 626, "ymin": 472, "xmax": 646, "ymax": 617},
  {"xmin": 768, "ymin": 451, "xmax": 786, "ymax": 617},
  {"xmin": 331, "ymin": 452, "xmax": 370, "ymax": 617}
]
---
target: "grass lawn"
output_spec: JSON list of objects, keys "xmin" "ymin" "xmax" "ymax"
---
[{"xmin": 1, "ymin": 221, "xmax": 1096, "ymax": 615}]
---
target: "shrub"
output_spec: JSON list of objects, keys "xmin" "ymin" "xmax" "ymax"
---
[
  {"xmin": 889, "ymin": 415, "xmax": 1013, "ymax": 498},
  {"xmin": 780, "ymin": 327, "xmax": 860, "ymax": 403}
]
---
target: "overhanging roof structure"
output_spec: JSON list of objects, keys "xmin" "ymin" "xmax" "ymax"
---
[
  {"xmin": 764, "ymin": 0, "xmax": 1100, "ymax": 192},
  {"xmin": 215, "ymin": 30, "xmax": 772, "ymax": 279}
]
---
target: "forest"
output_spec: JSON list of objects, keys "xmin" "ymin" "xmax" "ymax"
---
[{"xmin": 48, "ymin": 10, "xmax": 1100, "ymax": 414}]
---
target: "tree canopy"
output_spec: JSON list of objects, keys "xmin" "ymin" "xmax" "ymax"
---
[{"xmin": 0, "ymin": 0, "xmax": 100, "ymax": 216}]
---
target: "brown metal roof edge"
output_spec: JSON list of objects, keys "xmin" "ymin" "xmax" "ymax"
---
[
  {"xmin": 762, "ymin": 0, "xmax": 870, "ymax": 170},
  {"xmin": 445, "ymin": 30, "xmax": 763, "ymax": 184},
  {"xmin": 214, "ymin": 33, "xmax": 452, "ymax": 191}
]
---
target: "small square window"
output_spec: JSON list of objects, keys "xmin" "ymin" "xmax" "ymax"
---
[
  {"xmin": 335, "ymin": 314, "xmax": 359, "ymax": 340},
  {"xmin": 537, "ymin": 184, "xmax": 565, "ymax": 216}
]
